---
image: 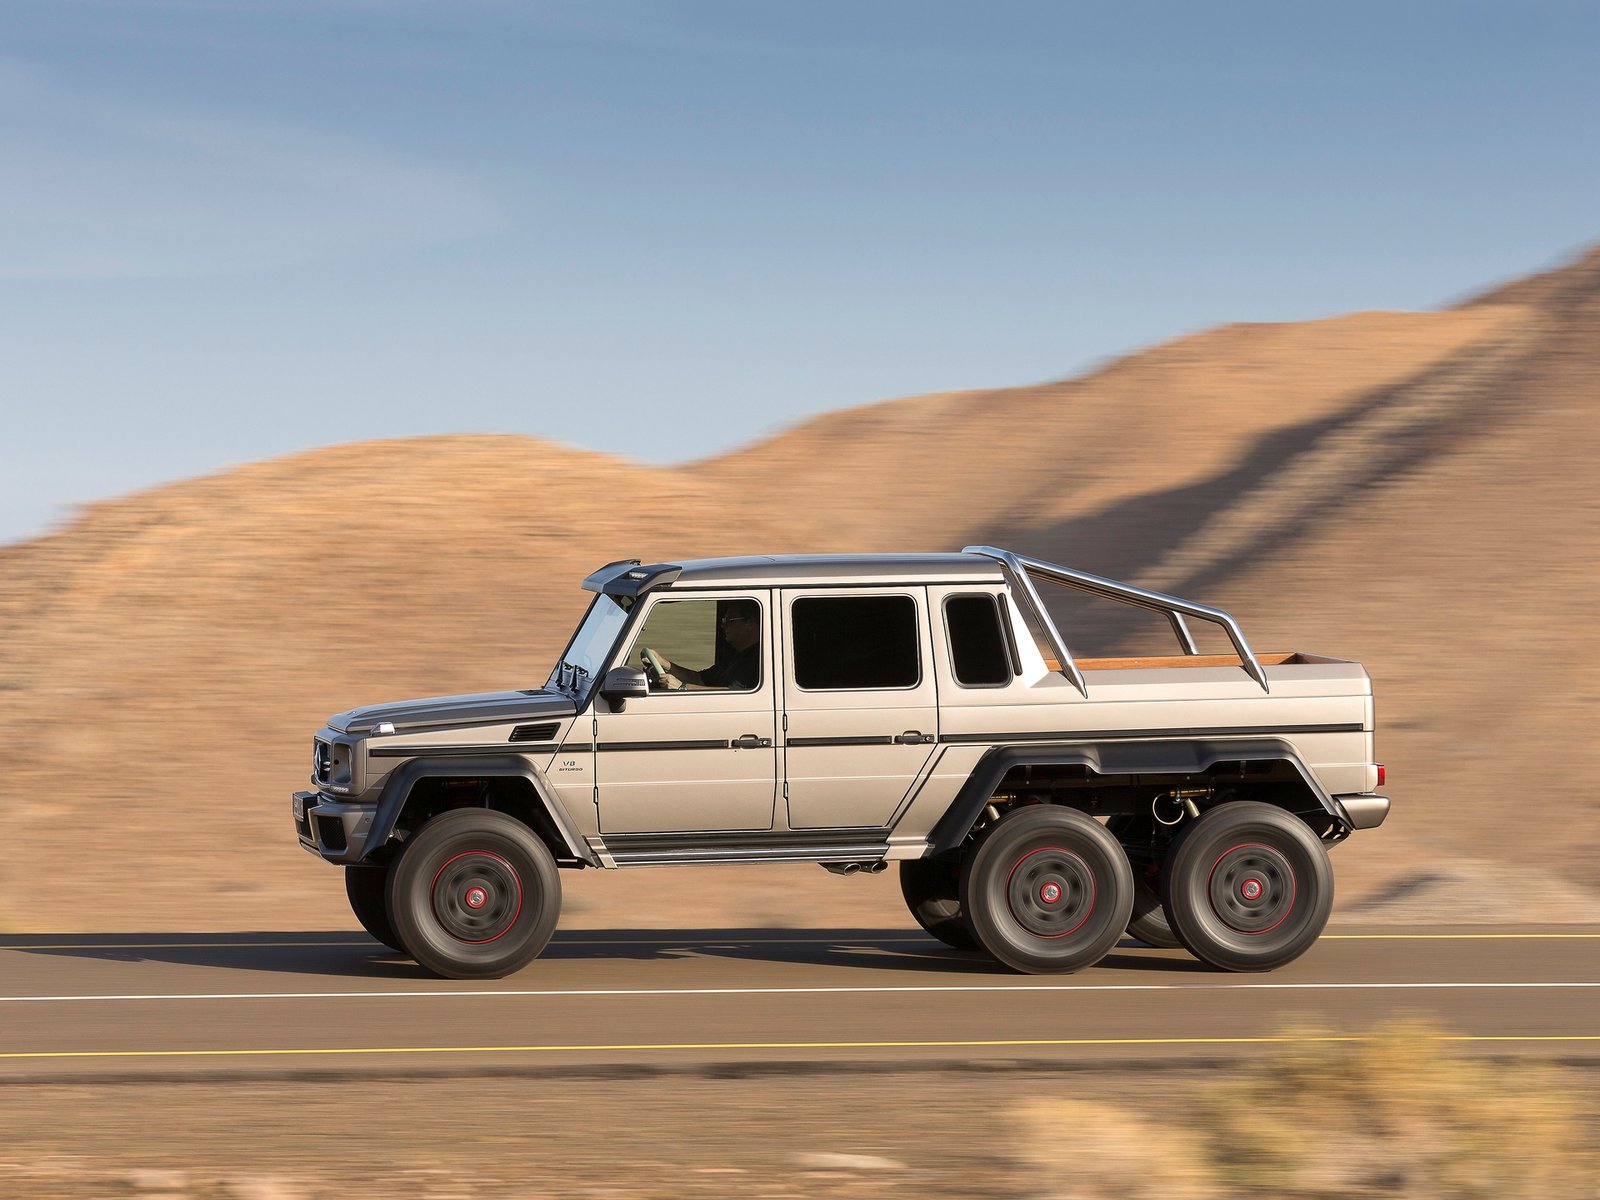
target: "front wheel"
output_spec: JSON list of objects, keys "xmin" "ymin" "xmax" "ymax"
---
[
  {"xmin": 961, "ymin": 806, "xmax": 1133, "ymax": 974},
  {"xmin": 899, "ymin": 855, "xmax": 978, "ymax": 950},
  {"xmin": 388, "ymin": 809, "xmax": 562, "ymax": 979},
  {"xmin": 1162, "ymin": 802, "xmax": 1333, "ymax": 972}
]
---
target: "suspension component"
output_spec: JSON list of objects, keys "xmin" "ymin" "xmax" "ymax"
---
[{"xmin": 1152, "ymin": 786, "xmax": 1212, "ymax": 826}]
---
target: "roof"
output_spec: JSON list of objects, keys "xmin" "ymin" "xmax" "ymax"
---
[{"xmin": 583, "ymin": 552, "xmax": 1007, "ymax": 596}]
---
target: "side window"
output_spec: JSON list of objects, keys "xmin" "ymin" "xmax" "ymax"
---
[
  {"xmin": 792, "ymin": 595, "xmax": 919, "ymax": 690},
  {"xmin": 945, "ymin": 593, "xmax": 1014, "ymax": 686},
  {"xmin": 627, "ymin": 598, "xmax": 762, "ymax": 692}
]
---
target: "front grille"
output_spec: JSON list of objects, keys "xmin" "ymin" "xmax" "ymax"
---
[
  {"xmin": 509, "ymin": 722, "xmax": 560, "ymax": 743},
  {"xmin": 313, "ymin": 738, "xmax": 353, "ymax": 789}
]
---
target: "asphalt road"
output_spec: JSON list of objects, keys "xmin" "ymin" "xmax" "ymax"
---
[{"xmin": 2, "ymin": 926, "xmax": 1596, "ymax": 1080}]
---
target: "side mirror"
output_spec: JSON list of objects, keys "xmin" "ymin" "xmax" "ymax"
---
[{"xmin": 600, "ymin": 665, "xmax": 650, "ymax": 712}]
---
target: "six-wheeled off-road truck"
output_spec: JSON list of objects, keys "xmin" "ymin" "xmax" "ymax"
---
[{"xmin": 294, "ymin": 547, "xmax": 1388, "ymax": 978}]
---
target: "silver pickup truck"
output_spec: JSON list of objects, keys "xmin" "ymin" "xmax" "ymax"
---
[{"xmin": 294, "ymin": 547, "xmax": 1388, "ymax": 979}]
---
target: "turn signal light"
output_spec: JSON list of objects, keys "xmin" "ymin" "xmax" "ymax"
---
[{"xmin": 1377, "ymin": 763, "xmax": 1386, "ymax": 787}]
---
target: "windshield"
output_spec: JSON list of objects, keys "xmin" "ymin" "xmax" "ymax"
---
[{"xmin": 551, "ymin": 593, "xmax": 633, "ymax": 691}]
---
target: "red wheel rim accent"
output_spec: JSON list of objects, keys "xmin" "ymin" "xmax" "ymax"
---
[
  {"xmin": 1006, "ymin": 846, "xmax": 1095, "ymax": 939},
  {"xmin": 1207, "ymin": 842, "xmax": 1296, "ymax": 936},
  {"xmin": 431, "ymin": 850, "xmax": 523, "ymax": 944}
]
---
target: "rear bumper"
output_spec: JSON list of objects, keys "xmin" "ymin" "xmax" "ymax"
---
[
  {"xmin": 293, "ymin": 790, "xmax": 377, "ymax": 864},
  {"xmin": 1335, "ymin": 792, "xmax": 1390, "ymax": 830}
]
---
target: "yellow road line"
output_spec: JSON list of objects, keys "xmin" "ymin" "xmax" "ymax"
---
[
  {"xmin": 0, "ymin": 941, "xmax": 375, "ymax": 951},
  {"xmin": 3, "ymin": 932, "xmax": 1598, "ymax": 951},
  {"xmin": 0, "ymin": 937, "xmax": 937, "ymax": 950},
  {"xmin": 4, "ymin": 1033, "xmax": 1599, "ymax": 1062}
]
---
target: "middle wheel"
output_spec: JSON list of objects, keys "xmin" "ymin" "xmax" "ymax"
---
[
  {"xmin": 961, "ymin": 806, "xmax": 1133, "ymax": 974},
  {"xmin": 899, "ymin": 854, "xmax": 979, "ymax": 950},
  {"xmin": 1107, "ymin": 815, "xmax": 1183, "ymax": 950}
]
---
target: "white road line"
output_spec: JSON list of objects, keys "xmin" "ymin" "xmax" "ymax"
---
[
  {"xmin": 1, "ymin": 933, "xmax": 1597, "ymax": 952},
  {"xmin": 1, "ymin": 981, "xmax": 1597, "ymax": 1004}
]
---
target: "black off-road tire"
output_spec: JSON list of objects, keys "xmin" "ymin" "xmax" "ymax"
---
[
  {"xmin": 1107, "ymin": 815, "xmax": 1183, "ymax": 950},
  {"xmin": 388, "ymin": 808, "xmax": 562, "ymax": 980},
  {"xmin": 1127, "ymin": 872, "xmax": 1183, "ymax": 950},
  {"xmin": 1162, "ymin": 801, "xmax": 1333, "ymax": 972},
  {"xmin": 960, "ymin": 806, "xmax": 1133, "ymax": 974},
  {"xmin": 899, "ymin": 854, "xmax": 979, "ymax": 950},
  {"xmin": 344, "ymin": 862, "xmax": 404, "ymax": 953}
]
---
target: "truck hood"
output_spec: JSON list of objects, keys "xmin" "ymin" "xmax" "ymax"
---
[{"xmin": 328, "ymin": 689, "xmax": 578, "ymax": 735}]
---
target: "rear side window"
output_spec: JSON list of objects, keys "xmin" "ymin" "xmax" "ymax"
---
[
  {"xmin": 792, "ymin": 595, "xmax": 920, "ymax": 690},
  {"xmin": 945, "ymin": 594, "xmax": 1013, "ymax": 686}
]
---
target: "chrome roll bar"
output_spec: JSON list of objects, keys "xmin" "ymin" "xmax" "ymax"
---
[{"xmin": 964, "ymin": 546, "xmax": 1271, "ymax": 696}]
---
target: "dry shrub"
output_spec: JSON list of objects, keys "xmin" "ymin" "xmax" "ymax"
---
[
  {"xmin": 1014, "ymin": 1025, "xmax": 1598, "ymax": 1200},
  {"xmin": 1011, "ymin": 1098, "xmax": 1221, "ymax": 1200},
  {"xmin": 1198, "ymin": 1023, "xmax": 1597, "ymax": 1198}
]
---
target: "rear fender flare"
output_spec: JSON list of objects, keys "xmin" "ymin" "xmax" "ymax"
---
[
  {"xmin": 360, "ymin": 755, "xmax": 597, "ymax": 866},
  {"xmin": 925, "ymin": 738, "xmax": 1341, "ymax": 856}
]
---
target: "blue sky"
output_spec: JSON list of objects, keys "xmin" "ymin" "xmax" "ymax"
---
[{"xmin": 1, "ymin": 0, "xmax": 1596, "ymax": 544}]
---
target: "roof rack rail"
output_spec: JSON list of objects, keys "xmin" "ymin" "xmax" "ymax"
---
[{"xmin": 963, "ymin": 545, "xmax": 1270, "ymax": 696}]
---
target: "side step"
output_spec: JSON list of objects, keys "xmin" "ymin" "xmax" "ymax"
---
[{"xmin": 605, "ymin": 833, "xmax": 891, "ymax": 867}]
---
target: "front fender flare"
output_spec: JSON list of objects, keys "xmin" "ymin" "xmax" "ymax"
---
[
  {"xmin": 360, "ymin": 755, "xmax": 597, "ymax": 866},
  {"xmin": 924, "ymin": 737, "xmax": 1342, "ymax": 856}
]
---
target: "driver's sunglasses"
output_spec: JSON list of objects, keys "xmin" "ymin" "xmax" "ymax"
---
[{"xmin": 720, "ymin": 614, "xmax": 756, "ymax": 625}]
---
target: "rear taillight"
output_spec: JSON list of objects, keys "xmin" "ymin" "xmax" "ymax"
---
[{"xmin": 1377, "ymin": 764, "xmax": 1386, "ymax": 787}]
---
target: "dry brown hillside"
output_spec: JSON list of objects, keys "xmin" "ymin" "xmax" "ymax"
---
[{"xmin": 0, "ymin": 245, "xmax": 1596, "ymax": 932}]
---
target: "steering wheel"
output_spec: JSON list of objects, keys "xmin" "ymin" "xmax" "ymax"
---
[{"xmin": 641, "ymin": 647, "xmax": 669, "ymax": 687}]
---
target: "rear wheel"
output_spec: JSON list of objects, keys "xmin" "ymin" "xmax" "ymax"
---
[
  {"xmin": 388, "ymin": 809, "xmax": 562, "ymax": 979},
  {"xmin": 344, "ymin": 863, "xmax": 403, "ymax": 952},
  {"xmin": 1127, "ymin": 872, "xmax": 1183, "ymax": 950},
  {"xmin": 1108, "ymin": 815, "xmax": 1183, "ymax": 950},
  {"xmin": 961, "ymin": 806, "xmax": 1133, "ymax": 974},
  {"xmin": 1162, "ymin": 802, "xmax": 1333, "ymax": 972},
  {"xmin": 899, "ymin": 854, "xmax": 978, "ymax": 950}
]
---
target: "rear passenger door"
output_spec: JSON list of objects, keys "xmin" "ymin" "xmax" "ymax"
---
[{"xmin": 779, "ymin": 588, "xmax": 939, "ymax": 829}]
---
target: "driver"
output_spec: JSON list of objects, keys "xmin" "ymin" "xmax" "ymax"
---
[{"xmin": 650, "ymin": 601, "xmax": 761, "ymax": 690}]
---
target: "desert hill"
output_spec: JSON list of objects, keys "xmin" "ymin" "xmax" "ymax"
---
[
  {"xmin": 1, "ymin": 245, "xmax": 1596, "ymax": 932},
  {"xmin": 697, "ymin": 306, "xmax": 1522, "ymax": 555}
]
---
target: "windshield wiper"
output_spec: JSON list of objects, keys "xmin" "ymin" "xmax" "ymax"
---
[{"xmin": 553, "ymin": 661, "xmax": 590, "ymax": 695}]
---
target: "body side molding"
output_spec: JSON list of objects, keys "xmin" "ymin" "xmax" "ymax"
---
[{"xmin": 370, "ymin": 743, "xmax": 557, "ymax": 757}]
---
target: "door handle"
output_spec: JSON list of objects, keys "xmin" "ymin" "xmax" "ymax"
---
[
  {"xmin": 893, "ymin": 731, "xmax": 934, "ymax": 745},
  {"xmin": 732, "ymin": 734, "xmax": 772, "ymax": 749}
]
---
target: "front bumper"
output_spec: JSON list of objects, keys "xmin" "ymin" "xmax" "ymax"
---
[{"xmin": 293, "ymin": 790, "xmax": 378, "ymax": 864}]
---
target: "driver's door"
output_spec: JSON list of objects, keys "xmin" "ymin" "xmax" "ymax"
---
[{"xmin": 595, "ymin": 590, "xmax": 778, "ymax": 833}]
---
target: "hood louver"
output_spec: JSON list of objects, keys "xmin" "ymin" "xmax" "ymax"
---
[{"xmin": 509, "ymin": 722, "xmax": 560, "ymax": 744}]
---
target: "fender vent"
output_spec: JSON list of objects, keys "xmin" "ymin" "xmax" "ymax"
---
[{"xmin": 509, "ymin": 722, "xmax": 560, "ymax": 744}]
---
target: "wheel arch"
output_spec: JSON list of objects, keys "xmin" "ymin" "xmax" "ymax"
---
[
  {"xmin": 925, "ymin": 738, "xmax": 1346, "ymax": 855},
  {"xmin": 361, "ymin": 756, "xmax": 598, "ymax": 867}
]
